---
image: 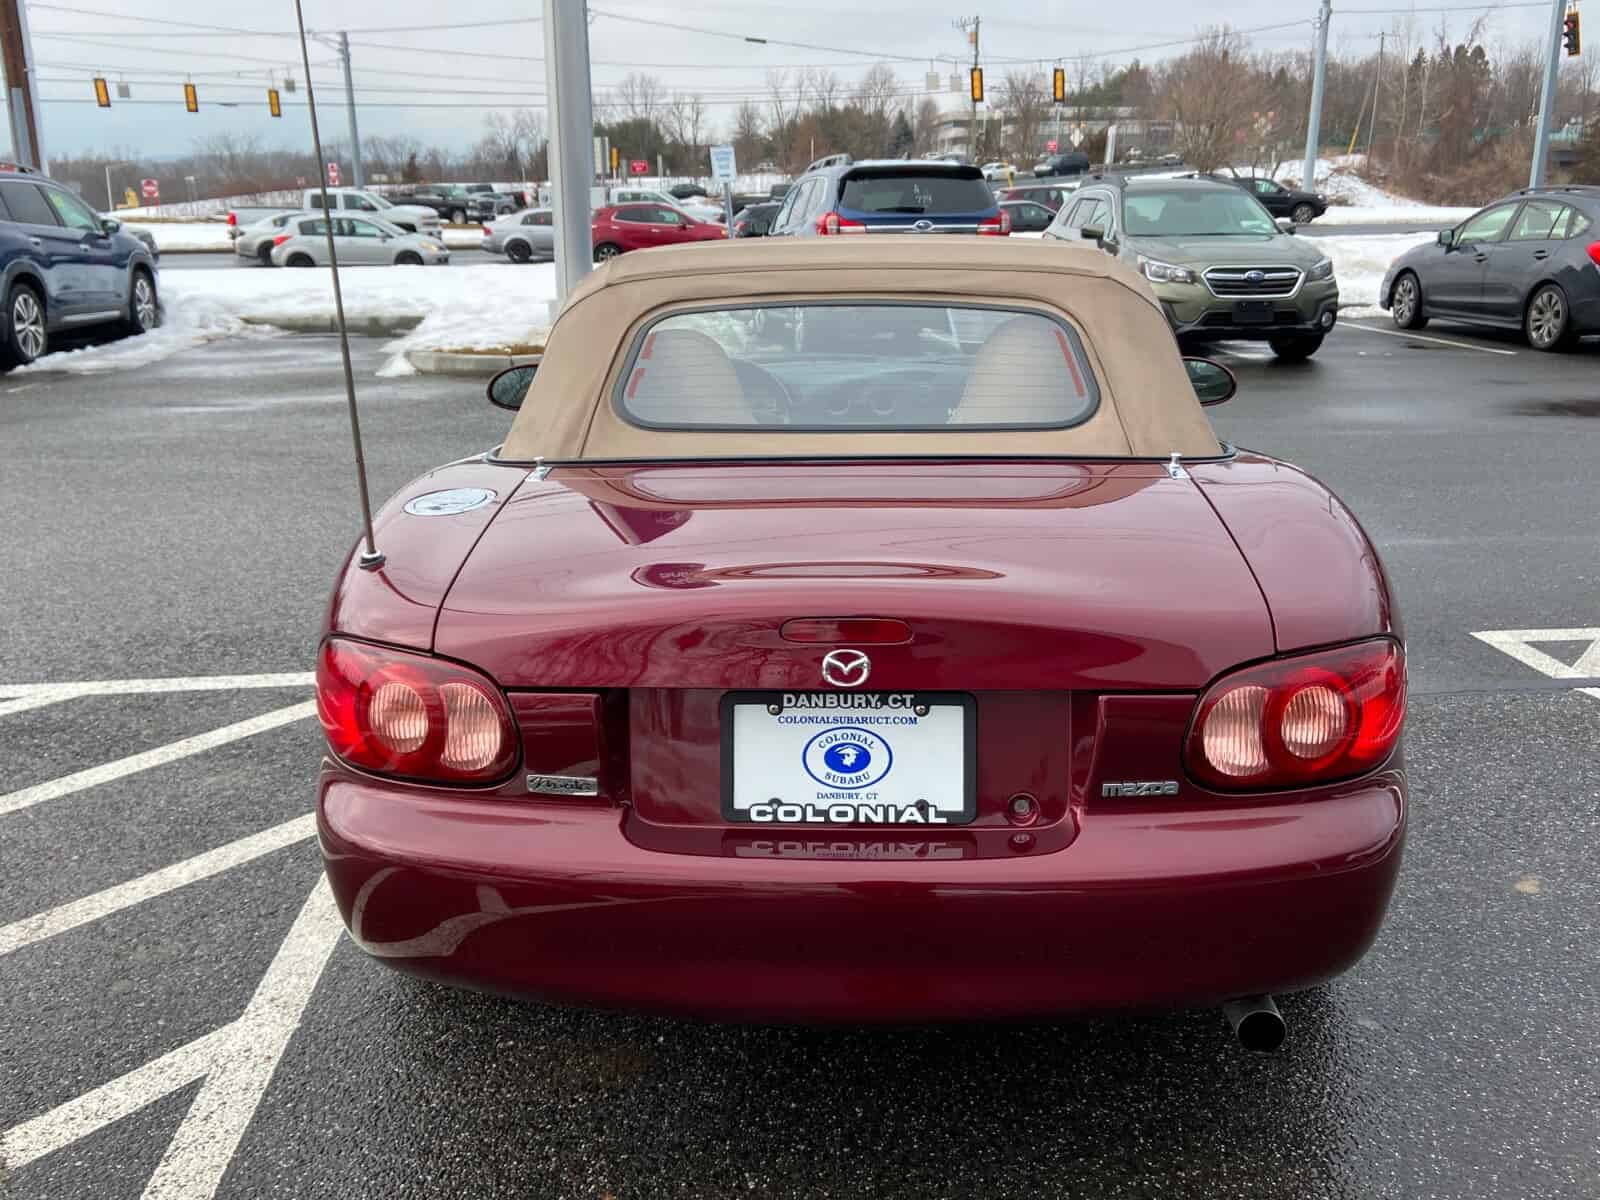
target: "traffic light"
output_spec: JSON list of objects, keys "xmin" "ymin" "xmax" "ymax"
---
[
  {"xmin": 970, "ymin": 66, "xmax": 984, "ymax": 103},
  {"xmin": 183, "ymin": 82, "xmax": 198, "ymax": 113},
  {"xmin": 1563, "ymin": 6, "xmax": 1580, "ymax": 56},
  {"xmin": 268, "ymin": 88, "xmax": 282, "ymax": 117},
  {"xmin": 93, "ymin": 76, "xmax": 110, "ymax": 108},
  {"xmin": 1052, "ymin": 67, "xmax": 1066, "ymax": 104},
  {"xmin": 610, "ymin": 144, "xmax": 621, "ymax": 174}
]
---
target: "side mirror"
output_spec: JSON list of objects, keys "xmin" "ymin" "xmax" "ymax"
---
[
  {"xmin": 1275, "ymin": 217, "xmax": 1295, "ymax": 234},
  {"xmin": 1183, "ymin": 356, "xmax": 1237, "ymax": 407},
  {"xmin": 1437, "ymin": 228, "xmax": 1455, "ymax": 248},
  {"xmin": 100, "ymin": 217, "xmax": 121, "ymax": 235},
  {"xmin": 487, "ymin": 362, "xmax": 537, "ymax": 411},
  {"xmin": 1079, "ymin": 224, "xmax": 1106, "ymax": 246}
]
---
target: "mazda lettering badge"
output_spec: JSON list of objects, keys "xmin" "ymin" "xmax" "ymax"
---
[{"xmin": 821, "ymin": 649, "xmax": 871, "ymax": 688}]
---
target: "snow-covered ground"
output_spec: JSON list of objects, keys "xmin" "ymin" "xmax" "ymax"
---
[
  {"xmin": 133, "ymin": 222, "xmax": 486, "ymax": 253},
  {"xmin": 17, "ymin": 229, "xmax": 1424, "ymax": 376}
]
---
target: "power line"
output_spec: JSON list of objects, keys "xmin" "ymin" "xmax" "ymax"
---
[
  {"xmin": 28, "ymin": 5, "xmax": 540, "ymax": 35},
  {"xmin": 588, "ymin": 9, "xmax": 937, "ymax": 63}
]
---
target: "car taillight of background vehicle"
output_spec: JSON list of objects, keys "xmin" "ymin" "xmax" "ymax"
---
[
  {"xmin": 227, "ymin": 212, "xmax": 237, "ymax": 227},
  {"xmin": 316, "ymin": 638, "xmax": 519, "ymax": 785},
  {"xmin": 1185, "ymin": 638, "xmax": 1405, "ymax": 791},
  {"xmin": 481, "ymin": 226, "xmax": 492, "ymax": 236},
  {"xmin": 816, "ymin": 212, "xmax": 865, "ymax": 235},
  {"xmin": 977, "ymin": 210, "xmax": 1012, "ymax": 236},
  {"xmin": 272, "ymin": 233, "xmax": 292, "ymax": 247},
  {"xmin": 1588, "ymin": 241, "xmax": 1600, "ymax": 268}
]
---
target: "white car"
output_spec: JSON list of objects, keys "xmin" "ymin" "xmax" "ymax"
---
[
  {"xmin": 269, "ymin": 215, "xmax": 449, "ymax": 267},
  {"xmin": 481, "ymin": 208, "xmax": 555, "ymax": 263},
  {"xmin": 608, "ymin": 188, "xmax": 725, "ymax": 224},
  {"xmin": 981, "ymin": 161, "xmax": 1016, "ymax": 182}
]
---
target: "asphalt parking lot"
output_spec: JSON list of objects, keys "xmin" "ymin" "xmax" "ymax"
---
[{"xmin": 2, "ymin": 321, "xmax": 1598, "ymax": 1199}]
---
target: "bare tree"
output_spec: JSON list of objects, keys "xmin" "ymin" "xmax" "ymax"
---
[
  {"xmin": 664, "ymin": 92, "xmax": 708, "ymax": 158},
  {"xmin": 1000, "ymin": 70, "xmax": 1049, "ymax": 161},
  {"xmin": 766, "ymin": 69, "xmax": 805, "ymax": 155},
  {"xmin": 1161, "ymin": 28, "xmax": 1262, "ymax": 171},
  {"xmin": 732, "ymin": 100, "xmax": 766, "ymax": 165},
  {"xmin": 913, "ymin": 96, "xmax": 942, "ymax": 156}
]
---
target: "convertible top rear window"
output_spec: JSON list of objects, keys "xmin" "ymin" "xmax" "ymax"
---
[{"xmin": 615, "ymin": 304, "xmax": 1100, "ymax": 432}]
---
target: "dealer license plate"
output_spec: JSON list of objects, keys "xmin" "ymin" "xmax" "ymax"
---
[
  {"xmin": 721, "ymin": 691, "xmax": 976, "ymax": 825},
  {"xmin": 1233, "ymin": 300, "xmax": 1274, "ymax": 324}
]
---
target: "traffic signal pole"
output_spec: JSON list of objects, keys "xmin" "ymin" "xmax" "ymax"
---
[
  {"xmin": 338, "ymin": 33, "xmax": 364, "ymax": 188},
  {"xmin": 1301, "ymin": 0, "xmax": 1331, "ymax": 193},
  {"xmin": 1529, "ymin": 0, "xmax": 1570, "ymax": 187},
  {"xmin": 0, "ymin": 0, "xmax": 46, "ymax": 169}
]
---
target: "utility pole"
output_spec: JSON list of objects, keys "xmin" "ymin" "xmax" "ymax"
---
[
  {"xmin": 0, "ymin": 0, "xmax": 46, "ymax": 169},
  {"xmin": 1530, "ymin": 0, "xmax": 1568, "ymax": 187},
  {"xmin": 1367, "ymin": 31, "xmax": 1385, "ymax": 163},
  {"xmin": 955, "ymin": 16, "xmax": 980, "ymax": 160},
  {"xmin": 1302, "ymin": 0, "xmax": 1332, "ymax": 192},
  {"xmin": 338, "ymin": 33, "xmax": 364, "ymax": 188},
  {"xmin": 544, "ymin": 0, "xmax": 596, "ymax": 302}
]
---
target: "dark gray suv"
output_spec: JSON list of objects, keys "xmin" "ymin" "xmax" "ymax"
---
[{"xmin": 0, "ymin": 166, "xmax": 161, "ymax": 368}]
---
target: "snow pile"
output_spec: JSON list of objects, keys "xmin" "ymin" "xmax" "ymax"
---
[
  {"xmin": 1316, "ymin": 231, "xmax": 1435, "ymax": 312},
  {"xmin": 1272, "ymin": 156, "xmax": 1478, "ymax": 226},
  {"xmin": 22, "ymin": 263, "xmax": 559, "ymax": 376}
]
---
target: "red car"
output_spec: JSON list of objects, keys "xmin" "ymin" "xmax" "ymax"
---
[
  {"xmin": 316, "ymin": 239, "xmax": 1405, "ymax": 1050},
  {"xmin": 591, "ymin": 202, "xmax": 725, "ymax": 262}
]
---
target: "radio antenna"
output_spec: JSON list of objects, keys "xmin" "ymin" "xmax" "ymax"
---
[{"xmin": 292, "ymin": 0, "xmax": 383, "ymax": 570}]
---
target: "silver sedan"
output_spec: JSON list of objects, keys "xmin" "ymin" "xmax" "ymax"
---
[
  {"xmin": 481, "ymin": 208, "xmax": 555, "ymax": 263},
  {"xmin": 234, "ymin": 211, "xmax": 310, "ymax": 265},
  {"xmin": 269, "ymin": 216, "xmax": 450, "ymax": 267}
]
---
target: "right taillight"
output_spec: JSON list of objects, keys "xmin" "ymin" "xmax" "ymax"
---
[
  {"xmin": 1587, "ymin": 241, "xmax": 1600, "ymax": 267},
  {"xmin": 1185, "ymin": 638, "xmax": 1405, "ymax": 791},
  {"xmin": 816, "ymin": 212, "xmax": 865, "ymax": 235},
  {"xmin": 316, "ymin": 637, "xmax": 519, "ymax": 785}
]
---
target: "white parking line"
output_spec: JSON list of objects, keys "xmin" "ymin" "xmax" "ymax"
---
[
  {"xmin": 1343, "ymin": 322, "xmax": 1519, "ymax": 356},
  {"xmin": 0, "ymin": 878, "xmax": 344, "ymax": 1197},
  {"xmin": 0, "ymin": 813, "xmax": 318, "ymax": 957},
  {"xmin": 0, "ymin": 700, "xmax": 318, "ymax": 817},
  {"xmin": 1472, "ymin": 627, "xmax": 1600, "ymax": 701},
  {"xmin": 0, "ymin": 671, "xmax": 313, "ymax": 718}
]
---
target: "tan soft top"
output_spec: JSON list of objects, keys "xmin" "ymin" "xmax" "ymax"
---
[{"xmin": 502, "ymin": 238, "xmax": 1222, "ymax": 461}]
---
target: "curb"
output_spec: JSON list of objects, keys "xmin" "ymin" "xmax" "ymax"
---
[
  {"xmin": 406, "ymin": 350, "xmax": 544, "ymax": 376},
  {"xmin": 241, "ymin": 314, "xmax": 423, "ymax": 335}
]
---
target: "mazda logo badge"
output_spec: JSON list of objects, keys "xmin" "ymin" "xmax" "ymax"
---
[{"xmin": 821, "ymin": 649, "xmax": 871, "ymax": 688}]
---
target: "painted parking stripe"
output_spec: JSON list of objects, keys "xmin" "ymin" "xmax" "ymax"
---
[
  {"xmin": 0, "ymin": 813, "xmax": 317, "ymax": 957},
  {"xmin": 1342, "ymin": 322, "xmax": 1519, "ymax": 356},
  {"xmin": 0, "ymin": 700, "xmax": 317, "ymax": 817},
  {"xmin": 0, "ymin": 671, "xmax": 313, "ymax": 718},
  {"xmin": 1472, "ymin": 627, "xmax": 1600, "ymax": 702},
  {"xmin": 0, "ymin": 878, "xmax": 344, "ymax": 1193}
]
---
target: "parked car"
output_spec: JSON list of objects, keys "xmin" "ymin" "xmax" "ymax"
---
[
  {"xmin": 767, "ymin": 159, "xmax": 1009, "ymax": 237},
  {"xmin": 1380, "ymin": 184, "xmax": 1600, "ymax": 350},
  {"xmin": 482, "ymin": 208, "xmax": 554, "ymax": 263},
  {"xmin": 465, "ymin": 184, "xmax": 520, "ymax": 220},
  {"xmin": 768, "ymin": 182, "xmax": 791, "ymax": 201},
  {"xmin": 0, "ymin": 165, "xmax": 160, "ymax": 368},
  {"xmin": 269, "ymin": 215, "xmax": 449, "ymax": 267},
  {"xmin": 1201, "ymin": 173, "xmax": 1327, "ymax": 225},
  {"xmin": 1046, "ymin": 174, "xmax": 1338, "ymax": 360},
  {"xmin": 731, "ymin": 201, "xmax": 782, "ymax": 238},
  {"xmin": 669, "ymin": 182, "xmax": 710, "ymax": 200},
  {"xmin": 999, "ymin": 199, "xmax": 1056, "ymax": 234},
  {"xmin": 608, "ymin": 187, "xmax": 724, "ymax": 224},
  {"xmin": 591, "ymin": 203, "xmax": 727, "ymax": 261},
  {"xmin": 1036, "ymin": 151, "xmax": 1091, "ymax": 178},
  {"xmin": 1157, "ymin": 153, "xmax": 1183, "ymax": 166},
  {"xmin": 228, "ymin": 188, "xmax": 441, "ymax": 237},
  {"xmin": 233, "ymin": 210, "xmax": 314, "ymax": 266},
  {"xmin": 314, "ymin": 237, "xmax": 1407, "ymax": 1048},
  {"xmin": 995, "ymin": 182, "xmax": 1079, "ymax": 211},
  {"xmin": 980, "ymin": 161, "xmax": 1016, "ymax": 182},
  {"xmin": 388, "ymin": 185, "xmax": 472, "ymax": 223}
]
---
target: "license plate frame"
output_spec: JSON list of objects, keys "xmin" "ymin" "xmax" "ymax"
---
[
  {"xmin": 1232, "ymin": 299, "xmax": 1275, "ymax": 324},
  {"xmin": 719, "ymin": 691, "xmax": 977, "ymax": 826}
]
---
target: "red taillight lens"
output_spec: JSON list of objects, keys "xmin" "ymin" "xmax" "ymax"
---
[
  {"xmin": 227, "ymin": 211, "xmax": 237, "ymax": 226},
  {"xmin": 316, "ymin": 638, "xmax": 519, "ymax": 784},
  {"xmin": 272, "ymin": 233, "xmax": 291, "ymax": 246},
  {"xmin": 481, "ymin": 226, "xmax": 492, "ymax": 236},
  {"xmin": 1185, "ymin": 638, "xmax": 1405, "ymax": 790},
  {"xmin": 977, "ymin": 210, "xmax": 1011, "ymax": 236},
  {"xmin": 1587, "ymin": 241, "xmax": 1600, "ymax": 267},
  {"xmin": 816, "ymin": 212, "xmax": 865, "ymax": 235}
]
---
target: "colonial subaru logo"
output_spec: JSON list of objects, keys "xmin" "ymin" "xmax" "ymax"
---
[
  {"xmin": 803, "ymin": 727, "xmax": 893, "ymax": 790},
  {"xmin": 1245, "ymin": 269, "xmax": 1266, "ymax": 285},
  {"xmin": 820, "ymin": 648, "xmax": 871, "ymax": 688}
]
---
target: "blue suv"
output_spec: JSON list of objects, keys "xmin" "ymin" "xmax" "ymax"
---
[
  {"xmin": 767, "ymin": 159, "xmax": 1010, "ymax": 238},
  {"xmin": 0, "ymin": 166, "xmax": 160, "ymax": 368}
]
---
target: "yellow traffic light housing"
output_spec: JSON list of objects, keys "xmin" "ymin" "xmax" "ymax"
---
[
  {"xmin": 268, "ymin": 88, "xmax": 282, "ymax": 117},
  {"xmin": 1564, "ymin": 6, "xmax": 1581, "ymax": 56},
  {"xmin": 970, "ymin": 67, "xmax": 984, "ymax": 103},
  {"xmin": 1052, "ymin": 67, "xmax": 1066, "ymax": 104},
  {"xmin": 183, "ymin": 82, "xmax": 198, "ymax": 113},
  {"xmin": 93, "ymin": 77, "xmax": 111, "ymax": 108}
]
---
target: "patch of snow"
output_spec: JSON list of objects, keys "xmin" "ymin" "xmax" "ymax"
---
[{"xmin": 1316, "ymin": 232, "xmax": 1436, "ymax": 313}]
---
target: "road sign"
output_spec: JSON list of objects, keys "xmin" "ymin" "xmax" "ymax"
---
[
  {"xmin": 708, "ymin": 144, "xmax": 737, "ymax": 184},
  {"xmin": 628, "ymin": 159, "xmax": 648, "ymax": 176},
  {"xmin": 1070, "ymin": 129, "xmax": 1083, "ymax": 147},
  {"xmin": 1046, "ymin": 139, "xmax": 1057, "ymax": 153},
  {"xmin": 140, "ymin": 178, "xmax": 159, "ymax": 200},
  {"xmin": 327, "ymin": 162, "xmax": 341, "ymax": 186}
]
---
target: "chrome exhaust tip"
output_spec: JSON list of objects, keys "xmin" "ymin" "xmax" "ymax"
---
[{"xmin": 1221, "ymin": 995, "xmax": 1286, "ymax": 1052}]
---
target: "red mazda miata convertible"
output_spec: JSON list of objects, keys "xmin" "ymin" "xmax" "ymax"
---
[{"xmin": 315, "ymin": 239, "xmax": 1405, "ymax": 1049}]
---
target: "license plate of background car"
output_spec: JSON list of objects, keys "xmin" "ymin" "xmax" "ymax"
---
[
  {"xmin": 1233, "ymin": 300, "xmax": 1275, "ymax": 324},
  {"xmin": 720, "ymin": 692, "xmax": 977, "ymax": 825}
]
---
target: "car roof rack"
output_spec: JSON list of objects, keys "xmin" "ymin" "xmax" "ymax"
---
[
  {"xmin": 1510, "ymin": 183, "xmax": 1600, "ymax": 197},
  {"xmin": 1084, "ymin": 170, "xmax": 1128, "ymax": 187}
]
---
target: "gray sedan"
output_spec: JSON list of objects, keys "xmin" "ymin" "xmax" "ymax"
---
[
  {"xmin": 269, "ymin": 216, "xmax": 450, "ymax": 267},
  {"xmin": 481, "ymin": 208, "xmax": 554, "ymax": 263},
  {"xmin": 234, "ymin": 210, "xmax": 312, "ymax": 266}
]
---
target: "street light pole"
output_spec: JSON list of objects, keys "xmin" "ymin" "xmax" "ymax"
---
[
  {"xmin": 1302, "ymin": 0, "xmax": 1332, "ymax": 191},
  {"xmin": 1529, "ymin": 0, "xmax": 1567, "ymax": 187},
  {"xmin": 338, "ymin": 32, "xmax": 364, "ymax": 188},
  {"xmin": 544, "ymin": 0, "xmax": 596, "ymax": 303}
]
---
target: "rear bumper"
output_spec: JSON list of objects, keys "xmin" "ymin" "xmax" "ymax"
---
[{"xmin": 319, "ymin": 767, "xmax": 1405, "ymax": 1022}]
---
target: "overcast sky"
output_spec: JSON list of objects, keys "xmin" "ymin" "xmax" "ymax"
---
[{"xmin": 9, "ymin": 0, "xmax": 1561, "ymax": 162}]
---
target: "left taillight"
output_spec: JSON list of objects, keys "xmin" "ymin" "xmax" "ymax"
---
[
  {"xmin": 977, "ymin": 210, "xmax": 1011, "ymax": 236},
  {"xmin": 1184, "ymin": 638, "xmax": 1405, "ymax": 791},
  {"xmin": 272, "ymin": 233, "xmax": 291, "ymax": 246},
  {"xmin": 316, "ymin": 638, "xmax": 519, "ymax": 785}
]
